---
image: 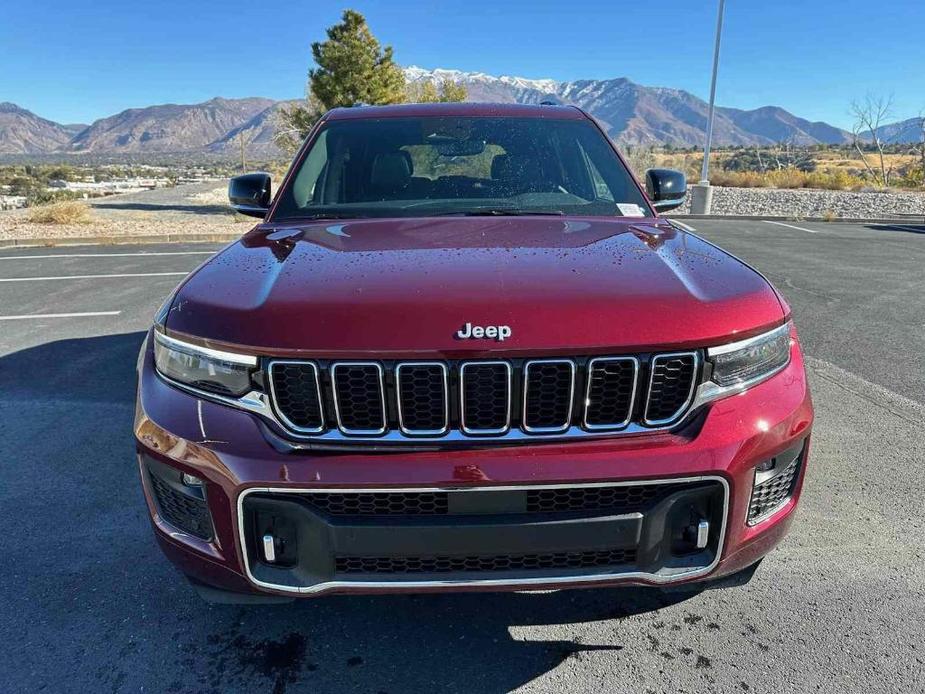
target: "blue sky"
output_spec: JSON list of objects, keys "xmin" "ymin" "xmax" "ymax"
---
[{"xmin": 2, "ymin": 0, "xmax": 923, "ymax": 128}]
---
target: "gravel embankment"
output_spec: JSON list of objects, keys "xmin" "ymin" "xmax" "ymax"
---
[
  {"xmin": 3, "ymin": 182, "xmax": 924, "ymax": 242},
  {"xmin": 0, "ymin": 183, "xmax": 245, "ymax": 242},
  {"xmin": 672, "ymin": 186, "xmax": 925, "ymax": 219}
]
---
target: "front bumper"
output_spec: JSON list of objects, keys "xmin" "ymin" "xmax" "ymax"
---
[{"xmin": 135, "ymin": 334, "xmax": 812, "ymax": 597}]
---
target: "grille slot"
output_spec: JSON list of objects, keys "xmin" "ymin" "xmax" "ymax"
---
[
  {"xmin": 644, "ymin": 352, "xmax": 698, "ymax": 425},
  {"xmin": 584, "ymin": 357, "xmax": 638, "ymax": 429},
  {"xmin": 523, "ymin": 359, "xmax": 575, "ymax": 433},
  {"xmin": 749, "ymin": 455, "xmax": 801, "ymax": 524},
  {"xmin": 396, "ymin": 363, "xmax": 449, "ymax": 434},
  {"xmin": 268, "ymin": 361, "xmax": 324, "ymax": 432},
  {"xmin": 335, "ymin": 548, "xmax": 636, "ymax": 574},
  {"xmin": 149, "ymin": 473, "xmax": 213, "ymax": 541},
  {"xmin": 331, "ymin": 362, "xmax": 387, "ymax": 435},
  {"xmin": 460, "ymin": 361, "xmax": 512, "ymax": 434}
]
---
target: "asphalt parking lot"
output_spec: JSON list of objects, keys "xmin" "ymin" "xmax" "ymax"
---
[{"xmin": 1, "ymin": 219, "xmax": 923, "ymax": 693}]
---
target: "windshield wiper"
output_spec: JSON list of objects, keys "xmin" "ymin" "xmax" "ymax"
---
[
  {"xmin": 284, "ymin": 212, "xmax": 360, "ymax": 221},
  {"xmin": 431, "ymin": 209, "xmax": 565, "ymax": 217}
]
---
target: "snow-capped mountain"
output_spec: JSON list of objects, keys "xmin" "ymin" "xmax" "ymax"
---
[{"xmin": 404, "ymin": 66, "xmax": 853, "ymax": 147}]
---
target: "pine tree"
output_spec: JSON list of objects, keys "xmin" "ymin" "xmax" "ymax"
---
[
  {"xmin": 275, "ymin": 10, "xmax": 406, "ymax": 154},
  {"xmin": 406, "ymin": 78, "xmax": 468, "ymax": 104},
  {"xmin": 309, "ymin": 9, "xmax": 406, "ymax": 108}
]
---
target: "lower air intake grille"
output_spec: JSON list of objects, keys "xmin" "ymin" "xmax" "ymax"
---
[
  {"xmin": 306, "ymin": 492, "xmax": 449, "ymax": 516},
  {"xmin": 297, "ymin": 483, "xmax": 677, "ymax": 517},
  {"xmin": 149, "ymin": 473, "xmax": 213, "ymax": 541},
  {"xmin": 526, "ymin": 485, "xmax": 671, "ymax": 514},
  {"xmin": 644, "ymin": 353, "xmax": 698, "ymax": 424},
  {"xmin": 335, "ymin": 548, "xmax": 636, "ymax": 574}
]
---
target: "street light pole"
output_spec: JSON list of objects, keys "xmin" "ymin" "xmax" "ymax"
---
[{"xmin": 691, "ymin": 0, "xmax": 726, "ymax": 214}]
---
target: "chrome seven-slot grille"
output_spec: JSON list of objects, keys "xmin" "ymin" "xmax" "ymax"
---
[{"xmin": 267, "ymin": 353, "xmax": 699, "ymax": 441}]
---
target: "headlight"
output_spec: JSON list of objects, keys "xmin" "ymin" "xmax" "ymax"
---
[
  {"xmin": 153, "ymin": 331, "xmax": 256, "ymax": 397},
  {"xmin": 708, "ymin": 322, "xmax": 791, "ymax": 389}
]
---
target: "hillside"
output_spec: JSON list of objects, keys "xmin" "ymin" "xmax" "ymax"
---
[
  {"xmin": 67, "ymin": 97, "xmax": 276, "ymax": 153},
  {"xmin": 405, "ymin": 68, "xmax": 854, "ymax": 147},
  {"xmin": 5, "ymin": 67, "xmax": 920, "ymax": 157},
  {"xmin": 0, "ymin": 103, "xmax": 76, "ymax": 154}
]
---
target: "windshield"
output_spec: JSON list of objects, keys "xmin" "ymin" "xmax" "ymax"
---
[{"xmin": 272, "ymin": 116, "xmax": 653, "ymax": 220}]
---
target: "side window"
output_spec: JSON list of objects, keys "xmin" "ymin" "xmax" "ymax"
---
[{"xmin": 291, "ymin": 129, "xmax": 329, "ymax": 207}]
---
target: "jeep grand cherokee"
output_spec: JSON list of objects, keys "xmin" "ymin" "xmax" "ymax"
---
[{"xmin": 135, "ymin": 102, "xmax": 812, "ymax": 601}]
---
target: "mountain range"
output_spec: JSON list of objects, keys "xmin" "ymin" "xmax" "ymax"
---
[{"xmin": 1, "ymin": 67, "xmax": 919, "ymax": 158}]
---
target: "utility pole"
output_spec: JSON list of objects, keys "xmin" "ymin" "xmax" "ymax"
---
[
  {"xmin": 238, "ymin": 132, "xmax": 246, "ymax": 172},
  {"xmin": 691, "ymin": 0, "xmax": 726, "ymax": 215}
]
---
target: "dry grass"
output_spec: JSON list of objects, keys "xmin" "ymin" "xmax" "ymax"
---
[
  {"xmin": 27, "ymin": 201, "xmax": 92, "ymax": 225},
  {"xmin": 706, "ymin": 169, "xmax": 869, "ymax": 190},
  {"xmin": 626, "ymin": 148, "xmax": 923, "ymax": 190}
]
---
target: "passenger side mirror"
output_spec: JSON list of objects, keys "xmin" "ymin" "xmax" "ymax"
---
[
  {"xmin": 645, "ymin": 169, "xmax": 687, "ymax": 213},
  {"xmin": 229, "ymin": 173, "xmax": 272, "ymax": 218}
]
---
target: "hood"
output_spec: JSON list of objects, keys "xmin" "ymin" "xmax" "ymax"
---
[{"xmin": 165, "ymin": 217, "xmax": 785, "ymax": 356}]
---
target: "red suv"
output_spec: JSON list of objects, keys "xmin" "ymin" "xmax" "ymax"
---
[{"xmin": 136, "ymin": 102, "xmax": 812, "ymax": 601}]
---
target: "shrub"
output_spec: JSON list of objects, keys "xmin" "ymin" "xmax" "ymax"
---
[
  {"xmin": 26, "ymin": 189, "xmax": 83, "ymax": 206},
  {"xmin": 707, "ymin": 168, "xmax": 867, "ymax": 191},
  {"xmin": 27, "ymin": 201, "xmax": 92, "ymax": 225}
]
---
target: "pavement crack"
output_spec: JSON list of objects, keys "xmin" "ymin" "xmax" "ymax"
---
[
  {"xmin": 781, "ymin": 277, "xmax": 838, "ymax": 302},
  {"xmin": 806, "ymin": 357, "xmax": 925, "ymax": 426}
]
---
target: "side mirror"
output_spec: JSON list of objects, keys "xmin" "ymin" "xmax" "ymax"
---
[
  {"xmin": 229, "ymin": 173, "xmax": 272, "ymax": 218},
  {"xmin": 645, "ymin": 169, "xmax": 687, "ymax": 213}
]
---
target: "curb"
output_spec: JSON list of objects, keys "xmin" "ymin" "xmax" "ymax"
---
[
  {"xmin": 669, "ymin": 214, "xmax": 924, "ymax": 224},
  {"xmin": 1, "ymin": 215, "xmax": 923, "ymax": 249},
  {"xmin": 0, "ymin": 232, "xmax": 243, "ymax": 249}
]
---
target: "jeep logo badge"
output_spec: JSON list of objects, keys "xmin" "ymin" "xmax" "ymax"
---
[{"xmin": 456, "ymin": 322, "xmax": 512, "ymax": 341}]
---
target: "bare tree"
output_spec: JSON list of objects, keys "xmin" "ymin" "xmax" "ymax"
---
[
  {"xmin": 907, "ymin": 112, "xmax": 925, "ymax": 187},
  {"xmin": 754, "ymin": 145, "xmax": 766, "ymax": 172},
  {"xmin": 850, "ymin": 94, "xmax": 894, "ymax": 187}
]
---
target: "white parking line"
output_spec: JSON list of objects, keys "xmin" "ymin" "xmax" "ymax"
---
[
  {"xmin": 0, "ymin": 272, "xmax": 189, "ymax": 283},
  {"xmin": 0, "ymin": 251, "xmax": 215, "ymax": 261},
  {"xmin": 0, "ymin": 311, "xmax": 122, "ymax": 321},
  {"xmin": 764, "ymin": 220, "xmax": 820, "ymax": 234}
]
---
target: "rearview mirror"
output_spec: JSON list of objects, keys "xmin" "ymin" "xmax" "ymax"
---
[
  {"xmin": 645, "ymin": 169, "xmax": 687, "ymax": 212},
  {"xmin": 433, "ymin": 139, "xmax": 486, "ymax": 157},
  {"xmin": 229, "ymin": 173, "xmax": 272, "ymax": 218}
]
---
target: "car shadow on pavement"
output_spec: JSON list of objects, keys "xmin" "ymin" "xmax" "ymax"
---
[
  {"xmin": 91, "ymin": 201, "xmax": 233, "ymax": 216},
  {"xmin": 864, "ymin": 223, "xmax": 925, "ymax": 234},
  {"xmin": 0, "ymin": 331, "xmax": 700, "ymax": 693}
]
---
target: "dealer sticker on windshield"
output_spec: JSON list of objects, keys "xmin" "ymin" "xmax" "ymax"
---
[{"xmin": 617, "ymin": 203, "xmax": 646, "ymax": 217}]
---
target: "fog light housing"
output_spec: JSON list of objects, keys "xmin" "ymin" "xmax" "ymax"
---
[
  {"xmin": 143, "ymin": 456, "xmax": 214, "ymax": 541},
  {"xmin": 182, "ymin": 473, "xmax": 204, "ymax": 487},
  {"xmin": 748, "ymin": 440, "xmax": 805, "ymax": 525}
]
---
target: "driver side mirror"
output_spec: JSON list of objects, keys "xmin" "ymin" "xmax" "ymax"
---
[
  {"xmin": 229, "ymin": 173, "xmax": 272, "ymax": 218},
  {"xmin": 645, "ymin": 169, "xmax": 687, "ymax": 213}
]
